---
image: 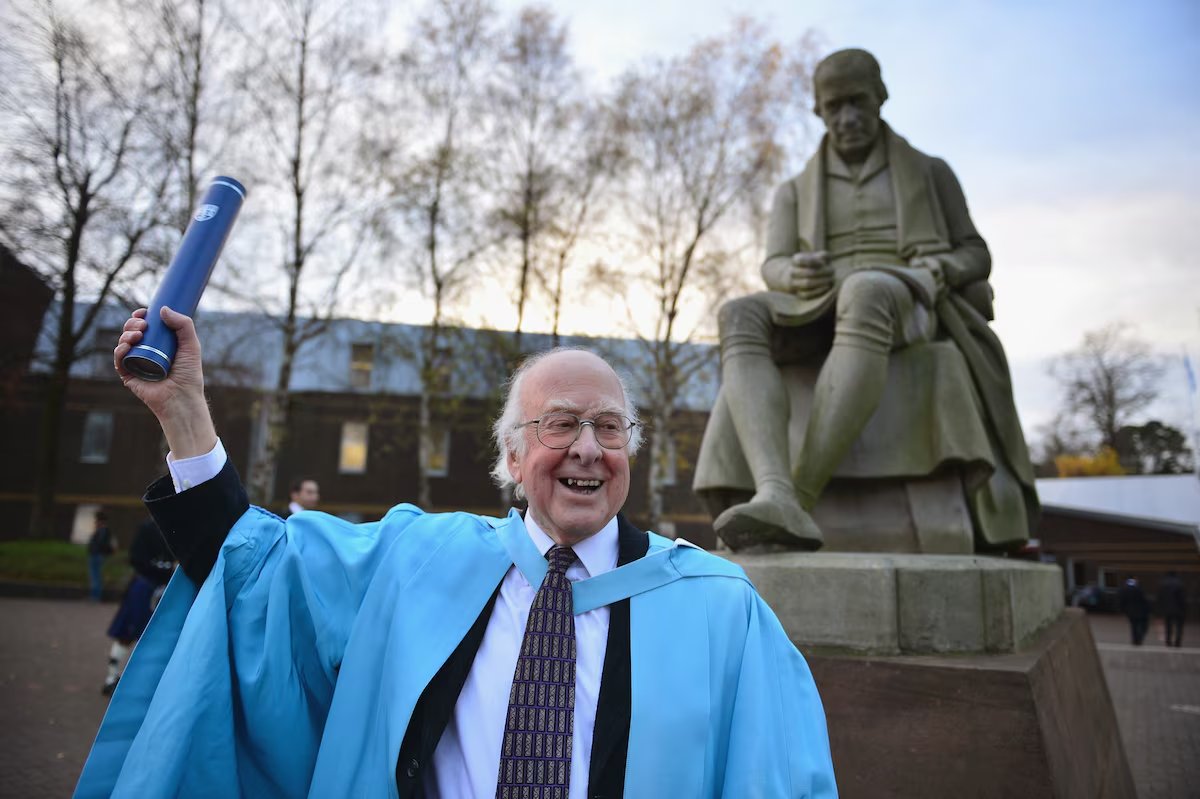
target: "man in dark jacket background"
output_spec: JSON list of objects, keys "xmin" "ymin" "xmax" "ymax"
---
[
  {"xmin": 1118, "ymin": 578, "xmax": 1150, "ymax": 646},
  {"xmin": 85, "ymin": 510, "xmax": 114, "ymax": 601},
  {"xmin": 1158, "ymin": 571, "xmax": 1187, "ymax": 648}
]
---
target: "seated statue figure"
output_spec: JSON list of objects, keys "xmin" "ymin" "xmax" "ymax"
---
[{"xmin": 696, "ymin": 49, "xmax": 1038, "ymax": 552}]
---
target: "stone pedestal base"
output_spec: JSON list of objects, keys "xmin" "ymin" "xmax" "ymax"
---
[
  {"xmin": 807, "ymin": 610, "xmax": 1135, "ymax": 798},
  {"xmin": 727, "ymin": 551, "xmax": 1133, "ymax": 797},
  {"xmin": 729, "ymin": 552, "xmax": 1064, "ymax": 654}
]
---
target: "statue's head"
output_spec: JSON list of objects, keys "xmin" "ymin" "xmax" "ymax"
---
[{"xmin": 813, "ymin": 49, "xmax": 888, "ymax": 164}]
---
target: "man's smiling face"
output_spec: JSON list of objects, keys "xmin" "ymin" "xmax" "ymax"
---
[{"xmin": 507, "ymin": 351, "xmax": 632, "ymax": 546}]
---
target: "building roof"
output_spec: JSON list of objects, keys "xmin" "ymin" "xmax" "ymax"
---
[
  {"xmin": 1035, "ymin": 474, "xmax": 1200, "ymax": 533},
  {"xmin": 32, "ymin": 302, "xmax": 722, "ymax": 411}
]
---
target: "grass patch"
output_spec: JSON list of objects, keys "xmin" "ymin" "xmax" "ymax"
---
[{"xmin": 0, "ymin": 539, "xmax": 132, "ymax": 587}]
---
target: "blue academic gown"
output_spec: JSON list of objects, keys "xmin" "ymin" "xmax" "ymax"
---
[{"xmin": 75, "ymin": 504, "xmax": 837, "ymax": 798}]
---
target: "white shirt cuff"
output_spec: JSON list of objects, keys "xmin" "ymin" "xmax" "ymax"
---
[{"xmin": 166, "ymin": 438, "xmax": 228, "ymax": 494}]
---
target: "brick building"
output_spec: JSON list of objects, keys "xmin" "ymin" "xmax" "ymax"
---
[{"xmin": 4, "ymin": 293, "xmax": 720, "ymax": 546}]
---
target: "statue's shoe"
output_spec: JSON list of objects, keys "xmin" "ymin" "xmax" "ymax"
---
[{"xmin": 713, "ymin": 499, "xmax": 824, "ymax": 552}]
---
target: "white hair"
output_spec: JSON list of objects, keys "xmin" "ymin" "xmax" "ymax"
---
[{"xmin": 490, "ymin": 347, "xmax": 642, "ymax": 500}]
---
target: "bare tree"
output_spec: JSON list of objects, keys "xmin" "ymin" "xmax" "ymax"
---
[
  {"xmin": 606, "ymin": 19, "xmax": 819, "ymax": 531},
  {"xmin": 541, "ymin": 100, "xmax": 625, "ymax": 348},
  {"xmin": 0, "ymin": 1, "xmax": 174, "ymax": 537},
  {"xmin": 118, "ymin": 0, "xmax": 245, "ymax": 233},
  {"xmin": 489, "ymin": 6, "xmax": 565, "ymax": 351},
  {"xmin": 368, "ymin": 0, "xmax": 498, "ymax": 507},
  {"xmin": 1031, "ymin": 411, "xmax": 1091, "ymax": 477},
  {"xmin": 489, "ymin": 5, "xmax": 625, "ymax": 353},
  {"xmin": 1047, "ymin": 323, "xmax": 1165, "ymax": 451},
  {"xmin": 230, "ymin": 0, "xmax": 379, "ymax": 505}
]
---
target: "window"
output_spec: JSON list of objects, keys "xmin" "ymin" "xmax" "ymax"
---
[
  {"xmin": 80, "ymin": 411, "xmax": 114, "ymax": 464},
  {"xmin": 94, "ymin": 326, "xmax": 122, "ymax": 374},
  {"xmin": 350, "ymin": 343, "xmax": 374, "ymax": 389},
  {"xmin": 421, "ymin": 427, "xmax": 450, "ymax": 477},
  {"xmin": 339, "ymin": 421, "xmax": 369, "ymax": 474}
]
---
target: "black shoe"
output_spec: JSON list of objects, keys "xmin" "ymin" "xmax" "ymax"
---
[{"xmin": 102, "ymin": 678, "xmax": 118, "ymax": 696}]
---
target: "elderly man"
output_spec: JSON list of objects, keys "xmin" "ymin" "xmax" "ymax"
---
[
  {"xmin": 75, "ymin": 306, "xmax": 837, "ymax": 798},
  {"xmin": 711, "ymin": 48, "xmax": 1035, "ymax": 550}
]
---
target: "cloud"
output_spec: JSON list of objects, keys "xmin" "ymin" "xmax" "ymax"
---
[{"xmin": 984, "ymin": 189, "xmax": 1200, "ymax": 362}]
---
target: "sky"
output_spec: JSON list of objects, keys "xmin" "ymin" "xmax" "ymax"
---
[{"xmin": 486, "ymin": 0, "xmax": 1200, "ymax": 439}]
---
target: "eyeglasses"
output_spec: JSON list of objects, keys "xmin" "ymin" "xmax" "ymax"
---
[{"xmin": 518, "ymin": 412, "xmax": 636, "ymax": 450}]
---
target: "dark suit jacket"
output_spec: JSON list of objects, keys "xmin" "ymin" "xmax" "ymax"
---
[{"xmin": 145, "ymin": 459, "xmax": 647, "ymax": 799}]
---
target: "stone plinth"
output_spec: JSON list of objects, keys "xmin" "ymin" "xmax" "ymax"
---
[
  {"xmin": 729, "ymin": 552, "xmax": 1132, "ymax": 797},
  {"xmin": 807, "ymin": 610, "xmax": 1135, "ymax": 799},
  {"xmin": 729, "ymin": 552, "xmax": 1063, "ymax": 654}
]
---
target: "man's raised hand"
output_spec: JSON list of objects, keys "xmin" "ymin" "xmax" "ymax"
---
[{"xmin": 114, "ymin": 307, "xmax": 217, "ymax": 459}]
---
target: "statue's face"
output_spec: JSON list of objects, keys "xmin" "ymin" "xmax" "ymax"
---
[{"xmin": 815, "ymin": 71, "xmax": 883, "ymax": 164}]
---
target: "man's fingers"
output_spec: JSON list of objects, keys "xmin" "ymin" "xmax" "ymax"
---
[
  {"xmin": 160, "ymin": 305, "xmax": 185, "ymax": 327},
  {"xmin": 160, "ymin": 306, "xmax": 203, "ymax": 362},
  {"xmin": 123, "ymin": 316, "xmax": 148, "ymax": 332},
  {"xmin": 160, "ymin": 306, "xmax": 197, "ymax": 341},
  {"xmin": 114, "ymin": 342, "xmax": 132, "ymax": 377}
]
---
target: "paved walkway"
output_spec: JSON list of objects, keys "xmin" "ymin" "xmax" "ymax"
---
[
  {"xmin": 1086, "ymin": 612, "xmax": 1200, "ymax": 799},
  {"xmin": 0, "ymin": 598, "xmax": 114, "ymax": 799},
  {"xmin": 0, "ymin": 598, "xmax": 1196, "ymax": 797}
]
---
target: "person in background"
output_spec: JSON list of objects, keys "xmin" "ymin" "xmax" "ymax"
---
[
  {"xmin": 1158, "ymin": 570, "xmax": 1187, "ymax": 648},
  {"xmin": 85, "ymin": 510, "xmax": 114, "ymax": 601},
  {"xmin": 288, "ymin": 476, "xmax": 320, "ymax": 516},
  {"xmin": 102, "ymin": 518, "xmax": 176, "ymax": 695},
  {"xmin": 1118, "ymin": 577, "xmax": 1150, "ymax": 646}
]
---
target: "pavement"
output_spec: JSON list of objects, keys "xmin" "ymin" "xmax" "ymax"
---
[
  {"xmin": 1086, "ymin": 612, "xmax": 1200, "ymax": 799},
  {"xmin": 0, "ymin": 598, "xmax": 1196, "ymax": 798},
  {"xmin": 0, "ymin": 598, "xmax": 115, "ymax": 799}
]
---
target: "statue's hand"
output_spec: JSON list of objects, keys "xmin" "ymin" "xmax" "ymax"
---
[
  {"xmin": 789, "ymin": 251, "xmax": 832, "ymax": 299},
  {"xmin": 910, "ymin": 255, "xmax": 947, "ymax": 298}
]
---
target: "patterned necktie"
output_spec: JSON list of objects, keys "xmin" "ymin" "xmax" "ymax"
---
[{"xmin": 496, "ymin": 545, "xmax": 578, "ymax": 799}]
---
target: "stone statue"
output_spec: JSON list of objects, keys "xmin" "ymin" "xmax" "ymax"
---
[{"xmin": 694, "ymin": 49, "xmax": 1038, "ymax": 553}]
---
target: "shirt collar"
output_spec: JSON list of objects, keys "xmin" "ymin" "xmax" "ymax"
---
[
  {"xmin": 522, "ymin": 512, "xmax": 620, "ymax": 580},
  {"xmin": 288, "ymin": 501, "xmax": 304, "ymax": 516}
]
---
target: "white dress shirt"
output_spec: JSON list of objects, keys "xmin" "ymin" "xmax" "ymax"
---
[
  {"xmin": 166, "ymin": 438, "xmax": 229, "ymax": 493},
  {"xmin": 165, "ymin": 441, "xmax": 617, "ymax": 798}
]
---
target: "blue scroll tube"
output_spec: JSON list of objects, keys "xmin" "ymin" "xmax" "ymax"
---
[{"xmin": 122, "ymin": 176, "xmax": 246, "ymax": 381}]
